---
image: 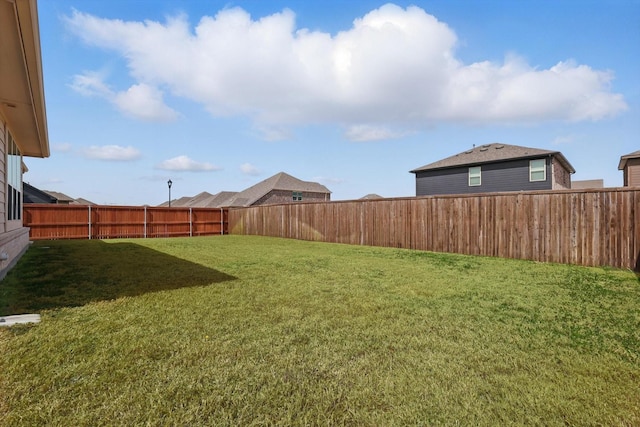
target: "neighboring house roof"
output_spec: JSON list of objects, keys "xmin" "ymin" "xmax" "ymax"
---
[
  {"xmin": 618, "ymin": 150, "xmax": 640, "ymax": 170},
  {"xmin": 156, "ymin": 172, "xmax": 330, "ymax": 208},
  {"xmin": 360, "ymin": 194, "xmax": 384, "ymax": 200},
  {"xmin": 24, "ymin": 182, "xmax": 56, "ymax": 203},
  {"xmin": 185, "ymin": 191, "xmax": 239, "ymax": 208},
  {"xmin": 24, "ymin": 183, "xmax": 95, "ymax": 204},
  {"xmin": 158, "ymin": 197, "xmax": 187, "ymax": 207},
  {"xmin": 43, "ymin": 190, "xmax": 75, "ymax": 204},
  {"xmin": 184, "ymin": 191, "xmax": 216, "ymax": 207},
  {"xmin": 410, "ymin": 143, "xmax": 576, "ymax": 174},
  {"xmin": 158, "ymin": 191, "xmax": 240, "ymax": 208},
  {"xmin": 226, "ymin": 172, "xmax": 331, "ymax": 207},
  {"xmin": 0, "ymin": 0, "xmax": 49, "ymax": 158},
  {"xmin": 206, "ymin": 191, "xmax": 239, "ymax": 207},
  {"xmin": 72, "ymin": 198, "xmax": 96, "ymax": 206},
  {"xmin": 163, "ymin": 196, "xmax": 193, "ymax": 207}
]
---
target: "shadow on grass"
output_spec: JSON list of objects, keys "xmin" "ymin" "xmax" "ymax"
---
[{"xmin": 0, "ymin": 240, "xmax": 236, "ymax": 315}]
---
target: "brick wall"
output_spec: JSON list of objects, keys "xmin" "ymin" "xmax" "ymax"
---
[
  {"xmin": 253, "ymin": 190, "xmax": 330, "ymax": 206},
  {"xmin": 552, "ymin": 157, "xmax": 571, "ymax": 190}
]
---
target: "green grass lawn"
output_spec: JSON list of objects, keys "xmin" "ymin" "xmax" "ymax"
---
[{"xmin": 1, "ymin": 236, "xmax": 638, "ymax": 426}]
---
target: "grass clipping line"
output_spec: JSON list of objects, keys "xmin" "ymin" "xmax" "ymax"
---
[{"xmin": 1, "ymin": 236, "xmax": 639, "ymax": 425}]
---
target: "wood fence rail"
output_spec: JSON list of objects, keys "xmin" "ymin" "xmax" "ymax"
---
[
  {"xmin": 228, "ymin": 188, "xmax": 639, "ymax": 271},
  {"xmin": 24, "ymin": 205, "xmax": 228, "ymax": 240}
]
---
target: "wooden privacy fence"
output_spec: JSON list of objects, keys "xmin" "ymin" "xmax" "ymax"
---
[
  {"xmin": 24, "ymin": 205, "xmax": 228, "ymax": 240},
  {"xmin": 228, "ymin": 188, "xmax": 640, "ymax": 270}
]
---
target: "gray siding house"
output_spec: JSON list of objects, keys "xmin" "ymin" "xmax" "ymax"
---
[{"xmin": 410, "ymin": 143, "xmax": 575, "ymax": 196}]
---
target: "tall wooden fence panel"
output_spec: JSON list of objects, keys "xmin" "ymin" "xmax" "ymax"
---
[
  {"xmin": 228, "ymin": 188, "xmax": 639, "ymax": 270},
  {"xmin": 24, "ymin": 205, "xmax": 228, "ymax": 240}
]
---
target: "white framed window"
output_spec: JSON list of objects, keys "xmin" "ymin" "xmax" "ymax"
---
[
  {"xmin": 529, "ymin": 159, "xmax": 546, "ymax": 182},
  {"xmin": 469, "ymin": 166, "xmax": 481, "ymax": 186},
  {"xmin": 6, "ymin": 132, "xmax": 22, "ymax": 221}
]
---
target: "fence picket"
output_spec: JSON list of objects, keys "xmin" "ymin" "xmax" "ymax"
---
[
  {"xmin": 227, "ymin": 188, "xmax": 639, "ymax": 270},
  {"xmin": 24, "ymin": 205, "xmax": 228, "ymax": 240}
]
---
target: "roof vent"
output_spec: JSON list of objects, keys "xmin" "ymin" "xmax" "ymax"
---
[
  {"xmin": 465, "ymin": 150, "xmax": 473, "ymax": 154},
  {"xmin": 496, "ymin": 145, "xmax": 505, "ymax": 149},
  {"xmin": 480, "ymin": 148, "xmax": 489, "ymax": 152},
  {"xmin": 481, "ymin": 144, "xmax": 492, "ymax": 148}
]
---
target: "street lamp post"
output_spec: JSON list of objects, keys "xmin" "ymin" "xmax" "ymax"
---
[{"xmin": 167, "ymin": 179, "xmax": 172, "ymax": 207}]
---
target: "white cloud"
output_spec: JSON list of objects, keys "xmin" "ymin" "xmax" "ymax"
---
[
  {"xmin": 82, "ymin": 145, "xmax": 141, "ymax": 161},
  {"xmin": 156, "ymin": 155, "xmax": 220, "ymax": 172},
  {"xmin": 70, "ymin": 72, "xmax": 178, "ymax": 122},
  {"xmin": 345, "ymin": 125, "xmax": 410, "ymax": 142},
  {"xmin": 240, "ymin": 163, "xmax": 262, "ymax": 176},
  {"xmin": 69, "ymin": 70, "xmax": 112, "ymax": 97},
  {"xmin": 64, "ymin": 4, "xmax": 627, "ymax": 135},
  {"xmin": 113, "ymin": 84, "xmax": 179, "ymax": 121}
]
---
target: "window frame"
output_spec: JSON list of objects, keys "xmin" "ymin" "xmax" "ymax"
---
[
  {"xmin": 292, "ymin": 191, "xmax": 303, "ymax": 201},
  {"xmin": 6, "ymin": 131, "xmax": 22, "ymax": 221},
  {"xmin": 529, "ymin": 159, "xmax": 547, "ymax": 182},
  {"xmin": 468, "ymin": 166, "xmax": 481, "ymax": 187}
]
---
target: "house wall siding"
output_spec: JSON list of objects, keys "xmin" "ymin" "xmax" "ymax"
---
[
  {"xmin": 625, "ymin": 158, "xmax": 640, "ymax": 187},
  {"xmin": 0, "ymin": 118, "xmax": 6, "ymax": 234},
  {"xmin": 415, "ymin": 157, "xmax": 554, "ymax": 196},
  {"xmin": 253, "ymin": 190, "xmax": 330, "ymax": 206},
  {"xmin": 0, "ymin": 228, "xmax": 30, "ymax": 280},
  {"xmin": 0, "ymin": 115, "xmax": 32, "ymax": 279}
]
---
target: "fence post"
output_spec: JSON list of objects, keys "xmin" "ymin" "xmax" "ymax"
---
[
  {"xmin": 220, "ymin": 208, "xmax": 224, "ymax": 235},
  {"xmin": 88, "ymin": 205, "xmax": 92, "ymax": 239},
  {"xmin": 144, "ymin": 206, "xmax": 147, "ymax": 238},
  {"xmin": 190, "ymin": 208, "xmax": 193, "ymax": 237}
]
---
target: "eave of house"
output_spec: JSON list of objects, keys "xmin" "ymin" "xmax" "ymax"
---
[
  {"xmin": 0, "ymin": 0, "xmax": 49, "ymax": 158},
  {"xmin": 618, "ymin": 150, "xmax": 640, "ymax": 170}
]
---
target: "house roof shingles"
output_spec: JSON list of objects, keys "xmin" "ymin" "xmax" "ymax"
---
[
  {"xmin": 43, "ymin": 190, "xmax": 75, "ymax": 203},
  {"xmin": 185, "ymin": 191, "xmax": 239, "ymax": 208},
  {"xmin": 73, "ymin": 198, "xmax": 96, "ymax": 206},
  {"xmin": 24, "ymin": 182, "xmax": 56, "ymax": 203},
  {"xmin": 618, "ymin": 150, "xmax": 640, "ymax": 170},
  {"xmin": 208, "ymin": 191, "xmax": 239, "ymax": 207},
  {"xmin": 410, "ymin": 143, "xmax": 575, "ymax": 174},
  {"xmin": 360, "ymin": 194, "xmax": 384, "ymax": 200}
]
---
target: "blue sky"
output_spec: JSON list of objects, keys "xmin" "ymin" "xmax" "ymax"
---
[{"xmin": 25, "ymin": 0, "xmax": 640, "ymax": 205}]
